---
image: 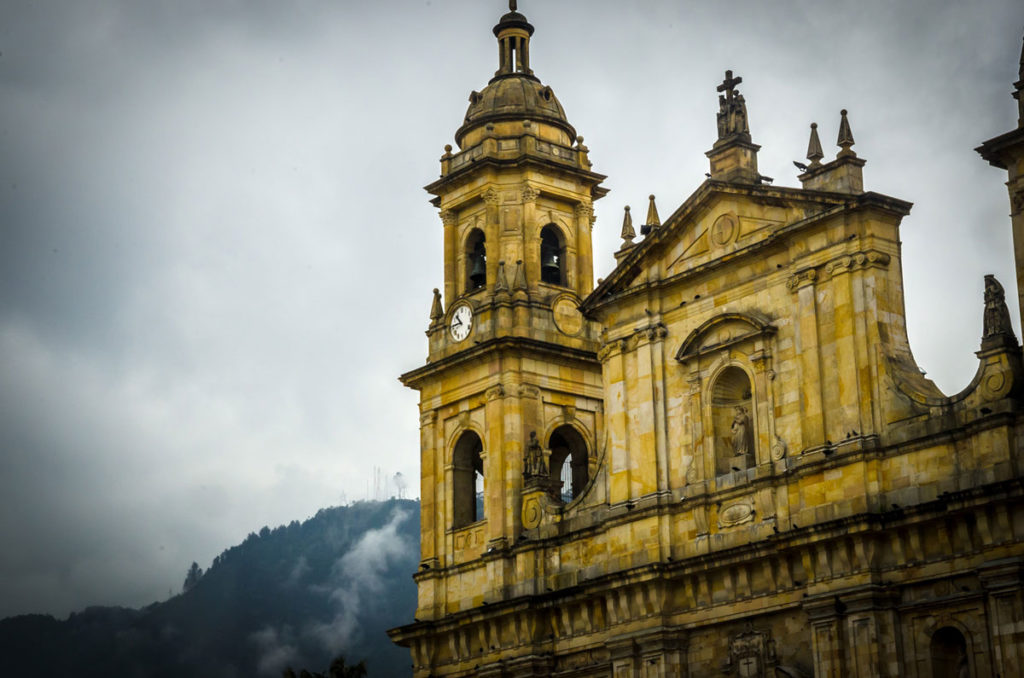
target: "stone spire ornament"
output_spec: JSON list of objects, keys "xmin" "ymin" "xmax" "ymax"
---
[
  {"xmin": 837, "ymin": 109, "xmax": 856, "ymax": 158},
  {"xmin": 620, "ymin": 205, "xmax": 635, "ymax": 245},
  {"xmin": 641, "ymin": 195, "xmax": 660, "ymax": 236},
  {"xmin": 512, "ymin": 259, "xmax": 527, "ymax": 292},
  {"xmin": 1016, "ymin": 29, "xmax": 1024, "ymax": 126},
  {"xmin": 430, "ymin": 288, "xmax": 444, "ymax": 324},
  {"xmin": 806, "ymin": 122, "xmax": 824, "ymax": 168},
  {"xmin": 494, "ymin": 260, "xmax": 510, "ymax": 293}
]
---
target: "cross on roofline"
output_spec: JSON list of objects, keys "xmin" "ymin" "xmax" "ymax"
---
[{"xmin": 717, "ymin": 70, "xmax": 743, "ymax": 102}]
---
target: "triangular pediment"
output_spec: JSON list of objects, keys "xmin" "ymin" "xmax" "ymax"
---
[{"xmin": 581, "ymin": 182, "xmax": 851, "ymax": 314}]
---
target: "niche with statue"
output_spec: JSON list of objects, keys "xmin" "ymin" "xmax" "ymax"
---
[{"xmin": 712, "ymin": 366, "xmax": 756, "ymax": 476}]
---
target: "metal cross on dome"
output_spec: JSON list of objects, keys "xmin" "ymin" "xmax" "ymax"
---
[{"xmin": 509, "ymin": 0, "xmax": 517, "ymax": 10}]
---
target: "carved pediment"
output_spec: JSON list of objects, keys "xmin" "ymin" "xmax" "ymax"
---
[
  {"xmin": 668, "ymin": 210, "xmax": 786, "ymax": 275},
  {"xmin": 670, "ymin": 225, "xmax": 709, "ymax": 269},
  {"xmin": 676, "ymin": 312, "xmax": 776, "ymax": 364}
]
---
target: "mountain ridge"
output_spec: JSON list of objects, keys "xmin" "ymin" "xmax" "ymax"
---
[{"xmin": 0, "ymin": 498, "xmax": 419, "ymax": 677}]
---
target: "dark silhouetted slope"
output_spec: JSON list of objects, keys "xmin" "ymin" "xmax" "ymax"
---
[{"xmin": 0, "ymin": 499, "xmax": 419, "ymax": 677}]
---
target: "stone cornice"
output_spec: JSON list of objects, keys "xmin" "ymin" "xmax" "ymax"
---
[{"xmin": 401, "ymin": 336, "xmax": 600, "ymax": 389}]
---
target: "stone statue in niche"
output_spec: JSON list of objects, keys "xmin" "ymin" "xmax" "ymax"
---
[
  {"xmin": 731, "ymin": 406, "xmax": 753, "ymax": 457},
  {"xmin": 712, "ymin": 365, "xmax": 756, "ymax": 476}
]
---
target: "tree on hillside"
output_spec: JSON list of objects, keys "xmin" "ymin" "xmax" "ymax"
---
[
  {"xmin": 182, "ymin": 561, "xmax": 203, "ymax": 592},
  {"xmin": 282, "ymin": 654, "xmax": 367, "ymax": 678}
]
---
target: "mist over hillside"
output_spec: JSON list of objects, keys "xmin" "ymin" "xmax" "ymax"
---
[{"xmin": 0, "ymin": 499, "xmax": 419, "ymax": 677}]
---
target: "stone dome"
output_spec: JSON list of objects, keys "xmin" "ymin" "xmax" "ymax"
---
[{"xmin": 455, "ymin": 74, "xmax": 577, "ymax": 147}]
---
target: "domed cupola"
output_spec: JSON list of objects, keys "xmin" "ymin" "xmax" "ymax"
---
[{"xmin": 455, "ymin": 1, "xmax": 576, "ymax": 148}]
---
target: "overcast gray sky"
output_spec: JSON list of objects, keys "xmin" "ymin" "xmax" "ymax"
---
[{"xmin": 1, "ymin": 0, "xmax": 1022, "ymax": 620}]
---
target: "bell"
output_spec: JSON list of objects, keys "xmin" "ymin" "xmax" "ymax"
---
[
  {"xmin": 541, "ymin": 248, "xmax": 560, "ymax": 283},
  {"xmin": 469, "ymin": 255, "xmax": 486, "ymax": 289}
]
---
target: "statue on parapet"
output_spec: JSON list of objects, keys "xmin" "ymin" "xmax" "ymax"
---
[
  {"xmin": 523, "ymin": 431, "xmax": 547, "ymax": 478},
  {"xmin": 983, "ymin": 275, "xmax": 1016, "ymax": 341}
]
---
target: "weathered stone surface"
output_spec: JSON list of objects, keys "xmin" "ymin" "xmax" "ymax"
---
[{"xmin": 390, "ymin": 11, "xmax": 1024, "ymax": 678}]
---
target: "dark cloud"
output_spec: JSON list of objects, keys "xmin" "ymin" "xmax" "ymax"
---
[{"xmin": 0, "ymin": 0, "xmax": 1021, "ymax": 619}]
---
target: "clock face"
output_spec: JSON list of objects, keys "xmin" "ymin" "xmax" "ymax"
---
[{"xmin": 449, "ymin": 304, "xmax": 473, "ymax": 341}]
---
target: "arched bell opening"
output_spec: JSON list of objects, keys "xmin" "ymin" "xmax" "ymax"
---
[
  {"xmin": 465, "ymin": 229, "xmax": 487, "ymax": 292},
  {"xmin": 711, "ymin": 365, "xmax": 755, "ymax": 476},
  {"xmin": 540, "ymin": 225, "xmax": 565, "ymax": 286},
  {"xmin": 930, "ymin": 626, "xmax": 969, "ymax": 678},
  {"xmin": 547, "ymin": 425, "xmax": 588, "ymax": 503},
  {"xmin": 452, "ymin": 431, "xmax": 484, "ymax": 528}
]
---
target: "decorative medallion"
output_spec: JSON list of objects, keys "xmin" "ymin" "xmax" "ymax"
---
[
  {"xmin": 552, "ymin": 297, "xmax": 584, "ymax": 336},
  {"xmin": 719, "ymin": 502, "xmax": 755, "ymax": 528},
  {"xmin": 711, "ymin": 213, "xmax": 738, "ymax": 247},
  {"xmin": 522, "ymin": 496, "xmax": 542, "ymax": 529}
]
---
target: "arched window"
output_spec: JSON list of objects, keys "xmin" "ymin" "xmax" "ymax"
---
[
  {"xmin": 712, "ymin": 366, "xmax": 754, "ymax": 476},
  {"xmin": 453, "ymin": 431, "xmax": 484, "ymax": 527},
  {"xmin": 540, "ymin": 225, "xmax": 564, "ymax": 286},
  {"xmin": 548, "ymin": 425, "xmax": 589, "ymax": 502},
  {"xmin": 930, "ymin": 627, "xmax": 969, "ymax": 678},
  {"xmin": 465, "ymin": 229, "xmax": 487, "ymax": 292}
]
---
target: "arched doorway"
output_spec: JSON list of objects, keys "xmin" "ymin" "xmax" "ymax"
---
[{"xmin": 930, "ymin": 626, "xmax": 969, "ymax": 678}]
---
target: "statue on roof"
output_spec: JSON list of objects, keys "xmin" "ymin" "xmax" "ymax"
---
[
  {"xmin": 983, "ymin": 274, "xmax": 1016, "ymax": 341},
  {"xmin": 716, "ymin": 70, "xmax": 750, "ymax": 140}
]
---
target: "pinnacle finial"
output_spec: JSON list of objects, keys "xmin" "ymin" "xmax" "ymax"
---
[
  {"xmin": 494, "ymin": 261, "xmax": 509, "ymax": 293},
  {"xmin": 1016, "ymin": 29, "xmax": 1024, "ymax": 126},
  {"xmin": 642, "ymin": 195, "xmax": 661, "ymax": 235},
  {"xmin": 509, "ymin": 0, "xmax": 517, "ymax": 11},
  {"xmin": 430, "ymin": 288, "xmax": 444, "ymax": 323},
  {"xmin": 837, "ymin": 109, "xmax": 856, "ymax": 158},
  {"xmin": 620, "ymin": 205, "xmax": 635, "ymax": 244},
  {"xmin": 1019, "ymin": 28, "xmax": 1023, "ymax": 78},
  {"xmin": 806, "ymin": 122, "xmax": 824, "ymax": 168},
  {"xmin": 512, "ymin": 259, "xmax": 527, "ymax": 291}
]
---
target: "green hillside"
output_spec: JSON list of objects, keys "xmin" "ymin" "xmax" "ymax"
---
[{"xmin": 0, "ymin": 499, "xmax": 419, "ymax": 677}]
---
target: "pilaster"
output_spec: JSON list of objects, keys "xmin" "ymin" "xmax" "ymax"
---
[
  {"xmin": 790, "ymin": 270, "xmax": 825, "ymax": 448},
  {"xmin": 804, "ymin": 594, "xmax": 846, "ymax": 678},
  {"xmin": 980, "ymin": 557, "xmax": 1024, "ymax": 677},
  {"xmin": 839, "ymin": 586, "xmax": 901, "ymax": 678}
]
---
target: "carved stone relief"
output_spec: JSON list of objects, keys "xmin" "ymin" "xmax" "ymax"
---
[
  {"xmin": 770, "ymin": 435, "xmax": 788, "ymax": 461},
  {"xmin": 723, "ymin": 623, "xmax": 777, "ymax": 676},
  {"xmin": 719, "ymin": 502, "xmax": 755, "ymax": 528}
]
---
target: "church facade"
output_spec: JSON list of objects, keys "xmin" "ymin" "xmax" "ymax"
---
[{"xmin": 389, "ymin": 5, "xmax": 1024, "ymax": 676}]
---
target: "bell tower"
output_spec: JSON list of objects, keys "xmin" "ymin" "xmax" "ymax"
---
[{"xmin": 399, "ymin": 0, "xmax": 607, "ymax": 620}]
